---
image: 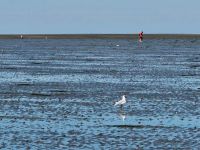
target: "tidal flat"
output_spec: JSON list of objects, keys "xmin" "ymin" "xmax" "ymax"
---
[{"xmin": 0, "ymin": 38, "xmax": 200, "ymax": 149}]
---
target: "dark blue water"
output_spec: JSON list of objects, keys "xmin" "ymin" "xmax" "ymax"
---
[{"xmin": 0, "ymin": 39, "xmax": 200, "ymax": 149}]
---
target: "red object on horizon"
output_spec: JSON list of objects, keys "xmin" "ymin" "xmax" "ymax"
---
[{"xmin": 139, "ymin": 31, "xmax": 143, "ymax": 42}]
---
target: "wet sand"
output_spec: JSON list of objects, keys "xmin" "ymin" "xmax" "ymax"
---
[{"xmin": 0, "ymin": 38, "xmax": 200, "ymax": 149}]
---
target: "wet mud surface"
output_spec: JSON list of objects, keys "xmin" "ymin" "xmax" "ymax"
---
[{"xmin": 0, "ymin": 39, "xmax": 200, "ymax": 149}]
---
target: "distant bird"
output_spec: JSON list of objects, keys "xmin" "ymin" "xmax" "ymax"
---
[{"xmin": 114, "ymin": 95, "xmax": 126, "ymax": 107}]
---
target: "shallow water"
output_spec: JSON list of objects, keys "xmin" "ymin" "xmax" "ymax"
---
[{"xmin": 0, "ymin": 39, "xmax": 200, "ymax": 149}]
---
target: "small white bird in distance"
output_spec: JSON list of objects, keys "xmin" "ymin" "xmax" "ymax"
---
[{"xmin": 114, "ymin": 95, "xmax": 126, "ymax": 107}]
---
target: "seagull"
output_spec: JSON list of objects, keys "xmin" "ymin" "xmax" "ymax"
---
[{"xmin": 114, "ymin": 95, "xmax": 126, "ymax": 107}]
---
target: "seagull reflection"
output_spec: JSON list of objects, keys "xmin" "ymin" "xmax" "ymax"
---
[
  {"xmin": 118, "ymin": 110, "xmax": 126, "ymax": 122},
  {"xmin": 119, "ymin": 113, "xmax": 126, "ymax": 121}
]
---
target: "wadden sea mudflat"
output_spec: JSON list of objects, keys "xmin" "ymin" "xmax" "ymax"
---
[{"xmin": 0, "ymin": 38, "xmax": 200, "ymax": 149}]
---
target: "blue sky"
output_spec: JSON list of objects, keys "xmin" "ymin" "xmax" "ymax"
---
[{"xmin": 0, "ymin": 0, "xmax": 199, "ymax": 34}]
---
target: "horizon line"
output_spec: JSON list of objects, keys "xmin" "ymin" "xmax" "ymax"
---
[{"xmin": 0, "ymin": 34, "xmax": 200, "ymax": 39}]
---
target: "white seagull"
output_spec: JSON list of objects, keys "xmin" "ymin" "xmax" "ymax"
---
[{"xmin": 114, "ymin": 95, "xmax": 126, "ymax": 107}]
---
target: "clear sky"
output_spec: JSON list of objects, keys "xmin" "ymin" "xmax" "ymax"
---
[{"xmin": 0, "ymin": 0, "xmax": 200, "ymax": 34}]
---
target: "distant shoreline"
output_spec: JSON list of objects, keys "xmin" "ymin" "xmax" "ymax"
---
[{"xmin": 0, "ymin": 34, "xmax": 200, "ymax": 39}]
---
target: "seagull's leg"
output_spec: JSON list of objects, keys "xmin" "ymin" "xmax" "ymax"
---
[{"xmin": 120, "ymin": 104, "xmax": 123, "ymax": 110}]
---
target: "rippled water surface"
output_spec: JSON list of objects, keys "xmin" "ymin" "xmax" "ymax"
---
[{"xmin": 0, "ymin": 39, "xmax": 200, "ymax": 149}]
